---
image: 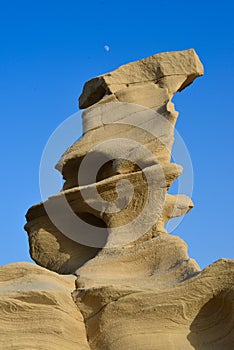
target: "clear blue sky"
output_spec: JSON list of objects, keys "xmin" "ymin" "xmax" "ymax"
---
[{"xmin": 0, "ymin": 0, "xmax": 233, "ymax": 269}]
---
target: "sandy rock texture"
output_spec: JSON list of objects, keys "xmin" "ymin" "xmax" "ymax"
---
[
  {"xmin": 74, "ymin": 259, "xmax": 234, "ymax": 350},
  {"xmin": 0, "ymin": 262, "xmax": 89, "ymax": 349},
  {"xmin": 78, "ymin": 48, "xmax": 203, "ymax": 109},
  {"xmin": 25, "ymin": 49, "xmax": 202, "ymax": 274},
  {"xmin": 1, "ymin": 49, "xmax": 233, "ymax": 349}
]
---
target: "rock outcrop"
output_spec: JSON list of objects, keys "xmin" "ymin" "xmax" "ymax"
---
[
  {"xmin": 78, "ymin": 48, "xmax": 203, "ymax": 109},
  {"xmin": 1, "ymin": 49, "xmax": 233, "ymax": 349},
  {"xmin": 74, "ymin": 259, "xmax": 234, "ymax": 350},
  {"xmin": 0, "ymin": 262, "xmax": 89, "ymax": 349},
  {"xmin": 25, "ymin": 49, "xmax": 203, "ymax": 275}
]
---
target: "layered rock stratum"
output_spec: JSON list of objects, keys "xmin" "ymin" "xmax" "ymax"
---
[
  {"xmin": 0, "ymin": 49, "xmax": 233, "ymax": 349},
  {"xmin": 0, "ymin": 263, "xmax": 89, "ymax": 349}
]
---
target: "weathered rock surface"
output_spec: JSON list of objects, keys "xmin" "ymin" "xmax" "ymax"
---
[
  {"xmin": 74, "ymin": 259, "xmax": 234, "ymax": 350},
  {"xmin": 78, "ymin": 48, "xmax": 203, "ymax": 109},
  {"xmin": 26, "ymin": 49, "xmax": 204, "ymax": 273},
  {"xmin": 74, "ymin": 232, "xmax": 200, "ymax": 290},
  {"xmin": 1, "ymin": 49, "xmax": 233, "ymax": 349},
  {"xmin": 0, "ymin": 262, "xmax": 89, "ymax": 349},
  {"xmin": 25, "ymin": 162, "xmax": 186, "ymax": 273}
]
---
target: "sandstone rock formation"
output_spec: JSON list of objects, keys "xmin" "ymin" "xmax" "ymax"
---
[
  {"xmin": 1, "ymin": 49, "xmax": 233, "ymax": 349},
  {"xmin": 0, "ymin": 262, "xmax": 89, "ymax": 349},
  {"xmin": 74, "ymin": 259, "xmax": 234, "ymax": 350},
  {"xmin": 25, "ymin": 49, "xmax": 203, "ymax": 274}
]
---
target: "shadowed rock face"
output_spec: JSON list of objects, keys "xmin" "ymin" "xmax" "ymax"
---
[
  {"xmin": 1, "ymin": 49, "xmax": 232, "ymax": 350},
  {"xmin": 188, "ymin": 288, "xmax": 234, "ymax": 350}
]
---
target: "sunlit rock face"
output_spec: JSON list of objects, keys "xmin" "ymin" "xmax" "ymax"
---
[
  {"xmin": 17, "ymin": 49, "xmax": 234, "ymax": 349},
  {"xmin": 0, "ymin": 262, "xmax": 89, "ymax": 350},
  {"xmin": 25, "ymin": 49, "xmax": 202, "ymax": 274}
]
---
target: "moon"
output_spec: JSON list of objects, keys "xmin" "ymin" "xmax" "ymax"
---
[{"xmin": 104, "ymin": 45, "xmax": 110, "ymax": 52}]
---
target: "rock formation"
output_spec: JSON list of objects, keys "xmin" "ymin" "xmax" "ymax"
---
[
  {"xmin": 0, "ymin": 49, "xmax": 233, "ymax": 349},
  {"xmin": 0, "ymin": 262, "xmax": 89, "ymax": 349}
]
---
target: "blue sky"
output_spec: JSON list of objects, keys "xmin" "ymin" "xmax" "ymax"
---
[{"xmin": 0, "ymin": 0, "xmax": 233, "ymax": 269}]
